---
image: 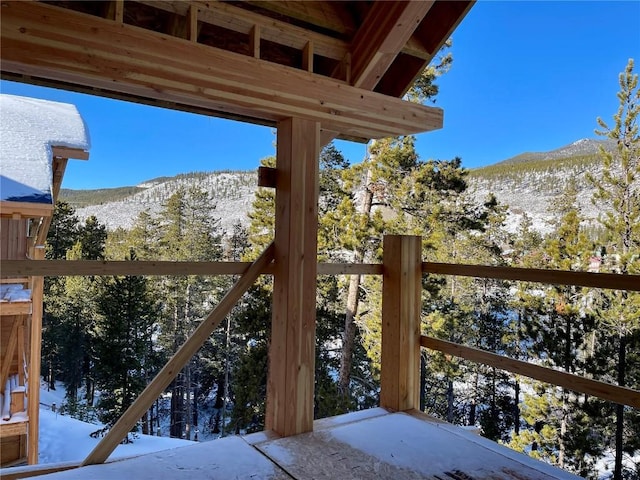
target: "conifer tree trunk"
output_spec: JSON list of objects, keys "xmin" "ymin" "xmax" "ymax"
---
[
  {"xmin": 613, "ymin": 334, "xmax": 626, "ymax": 480},
  {"xmin": 184, "ymin": 283, "xmax": 192, "ymax": 440},
  {"xmin": 338, "ymin": 168, "xmax": 373, "ymax": 398},
  {"xmin": 446, "ymin": 379, "xmax": 454, "ymax": 423}
]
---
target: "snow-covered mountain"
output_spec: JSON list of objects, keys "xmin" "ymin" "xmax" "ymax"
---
[
  {"xmin": 498, "ymin": 138, "xmax": 615, "ymax": 165},
  {"xmin": 62, "ymin": 139, "xmax": 623, "ymax": 236},
  {"xmin": 68, "ymin": 171, "xmax": 257, "ymax": 234}
]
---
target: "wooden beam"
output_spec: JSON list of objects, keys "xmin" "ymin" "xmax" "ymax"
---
[
  {"xmin": 244, "ymin": 1, "xmax": 357, "ymax": 38},
  {"xmin": 188, "ymin": 4, "xmax": 198, "ymax": 42},
  {"xmin": 190, "ymin": 0, "xmax": 348, "ymax": 61},
  {"xmin": 27, "ymin": 247, "xmax": 44, "ymax": 465},
  {"xmin": 266, "ymin": 118, "xmax": 319, "ymax": 437},
  {"xmin": 318, "ymin": 263, "xmax": 383, "ymax": 276},
  {"xmin": 82, "ymin": 243, "xmax": 274, "ymax": 465},
  {"xmin": 421, "ymin": 335, "xmax": 640, "ymax": 409},
  {"xmin": 51, "ymin": 146, "xmax": 89, "ymax": 161},
  {"xmin": 0, "ymin": 202, "xmax": 53, "ymax": 220},
  {"xmin": 16, "ymin": 322, "xmax": 25, "ymax": 385},
  {"xmin": 0, "ymin": 260, "xmax": 273, "ymax": 277},
  {"xmin": 302, "ymin": 41, "xmax": 314, "ymax": 73},
  {"xmin": 250, "ymin": 24, "xmax": 261, "ymax": 59},
  {"xmin": 3, "ymin": 258, "xmax": 639, "ymax": 292},
  {"xmin": 380, "ymin": 235, "xmax": 422, "ymax": 411},
  {"xmin": 0, "ymin": 422, "xmax": 28, "ymax": 438},
  {"xmin": 423, "ymin": 262, "xmax": 640, "ymax": 292},
  {"xmin": 376, "ymin": 1, "xmax": 475, "ymax": 98},
  {"xmin": 0, "ymin": 319, "xmax": 20, "ymax": 394},
  {"xmin": 0, "ymin": 1, "xmax": 444, "ymax": 140},
  {"xmin": 350, "ymin": 1, "xmax": 434, "ymax": 89},
  {"xmin": 0, "ymin": 303, "xmax": 31, "ymax": 316},
  {"xmin": 113, "ymin": 0, "xmax": 124, "ymax": 24}
]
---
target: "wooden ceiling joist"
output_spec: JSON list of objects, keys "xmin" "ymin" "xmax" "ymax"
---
[
  {"xmin": 0, "ymin": 2, "xmax": 443, "ymax": 140},
  {"xmin": 350, "ymin": 1, "xmax": 435, "ymax": 90}
]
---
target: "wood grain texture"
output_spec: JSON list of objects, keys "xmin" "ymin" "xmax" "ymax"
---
[
  {"xmin": 0, "ymin": 202, "xmax": 53, "ymax": 220},
  {"xmin": 380, "ymin": 235, "xmax": 422, "ymax": 411},
  {"xmin": 423, "ymin": 262, "xmax": 640, "ymax": 291},
  {"xmin": 0, "ymin": 2, "xmax": 443, "ymax": 141},
  {"xmin": 351, "ymin": 1, "xmax": 434, "ymax": 89},
  {"xmin": 422, "ymin": 335, "xmax": 640, "ymax": 409},
  {"xmin": 266, "ymin": 118, "xmax": 319, "ymax": 437},
  {"xmin": 27, "ymin": 247, "xmax": 44, "ymax": 465}
]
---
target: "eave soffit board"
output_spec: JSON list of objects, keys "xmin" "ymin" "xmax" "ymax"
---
[{"xmin": 0, "ymin": 1, "xmax": 443, "ymax": 140}]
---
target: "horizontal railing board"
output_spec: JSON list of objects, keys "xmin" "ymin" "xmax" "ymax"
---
[
  {"xmin": 0, "ymin": 260, "xmax": 382, "ymax": 277},
  {"xmin": 423, "ymin": 262, "xmax": 640, "ymax": 292},
  {"xmin": 421, "ymin": 335, "xmax": 640, "ymax": 409},
  {"xmin": 4, "ymin": 260, "xmax": 637, "ymax": 292}
]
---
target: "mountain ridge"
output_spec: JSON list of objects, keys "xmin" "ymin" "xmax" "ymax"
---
[{"xmin": 61, "ymin": 138, "xmax": 624, "ymax": 235}]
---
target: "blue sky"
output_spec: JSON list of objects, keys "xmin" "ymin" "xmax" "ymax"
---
[{"xmin": 1, "ymin": 1, "xmax": 639, "ymax": 190}]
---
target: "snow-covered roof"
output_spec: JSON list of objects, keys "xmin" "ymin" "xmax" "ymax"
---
[{"xmin": 0, "ymin": 94, "xmax": 90, "ymax": 204}]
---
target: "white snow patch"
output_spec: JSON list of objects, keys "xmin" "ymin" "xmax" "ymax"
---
[{"xmin": 0, "ymin": 94, "xmax": 90, "ymax": 204}]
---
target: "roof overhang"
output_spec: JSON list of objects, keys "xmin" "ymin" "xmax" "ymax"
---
[{"xmin": 0, "ymin": 1, "xmax": 473, "ymax": 141}]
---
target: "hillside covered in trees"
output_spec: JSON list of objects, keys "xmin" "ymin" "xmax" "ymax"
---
[{"xmin": 42, "ymin": 60, "xmax": 639, "ymax": 479}]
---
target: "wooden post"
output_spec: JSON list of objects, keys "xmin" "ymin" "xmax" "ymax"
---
[
  {"xmin": 266, "ymin": 117, "xmax": 319, "ymax": 437},
  {"xmin": 380, "ymin": 235, "xmax": 422, "ymax": 411},
  {"xmin": 28, "ymin": 246, "xmax": 45, "ymax": 465}
]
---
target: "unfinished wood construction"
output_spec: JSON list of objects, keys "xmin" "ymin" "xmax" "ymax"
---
[
  {"xmin": 380, "ymin": 235, "xmax": 423, "ymax": 412},
  {"xmin": 0, "ymin": 97, "xmax": 89, "ymax": 466},
  {"xmin": 0, "ymin": 0, "xmax": 476, "ymax": 473},
  {"xmin": 0, "ymin": 196, "xmax": 57, "ymax": 466},
  {"xmin": 266, "ymin": 118, "xmax": 320, "ymax": 436}
]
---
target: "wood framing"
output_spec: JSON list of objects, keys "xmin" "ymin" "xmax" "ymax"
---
[
  {"xmin": 1, "ymin": 2, "xmax": 444, "ymax": 142},
  {"xmin": 350, "ymin": 2, "xmax": 435, "ymax": 89},
  {"xmin": 83, "ymin": 243, "xmax": 274, "ymax": 465},
  {"xmin": 27, "ymin": 247, "xmax": 44, "ymax": 465},
  {"xmin": 266, "ymin": 118, "xmax": 319, "ymax": 437},
  {"xmin": 4, "ymin": 259, "xmax": 640, "ymax": 292},
  {"xmin": 380, "ymin": 235, "xmax": 422, "ymax": 411},
  {"xmin": 423, "ymin": 262, "xmax": 640, "ymax": 292},
  {"xmin": 421, "ymin": 336, "xmax": 640, "ymax": 409}
]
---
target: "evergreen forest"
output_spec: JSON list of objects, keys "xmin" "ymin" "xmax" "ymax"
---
[{"xmin": 41, "ymin": 59, "xmax": 639, "ymax": 479}]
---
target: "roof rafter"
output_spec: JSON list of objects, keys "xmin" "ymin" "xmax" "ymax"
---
[
  {"xmin": 350, "ymin": 1, "xmax": 435, "ymax": 90},
  {"xmin": 0, "ymin": 1, "xmax": 443, "ymax": 141}
]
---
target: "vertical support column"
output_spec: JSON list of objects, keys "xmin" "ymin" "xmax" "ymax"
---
[
  {"xmin": 380, "ymin": 235, "xmax": 422, "ymax": 411},
  {"xmin": 28, "ymin": 246, "xmax": 44, "ymax": 465},
  {"xmin": 266, "ymin": 117, "xmax": 320, "ymax": 437}
]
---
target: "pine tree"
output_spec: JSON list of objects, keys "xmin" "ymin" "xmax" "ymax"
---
[
  {"xmin": 79, "ymin": 215, "xmax": 107, "ymax": 260},
  {"xmin": 43, "ymin": 201, "xmax": 81, "ymax": 390},
  {"xmin": 511, "ymin": 180, "xmax": 602, "ymax": 476},
  {"xmin": 587, "ymin": 58, "xmax": 640, "ymax": 480},
  {"xmin": 94, "ymin": 250, "xmax": 159, "ymax": 430},
  {"xmin": 153, "ymin": 186, "xmax": 224, "ymax": 439}
]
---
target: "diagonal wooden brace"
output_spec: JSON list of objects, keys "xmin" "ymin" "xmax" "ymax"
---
[{"xmin": 82, "ymin": 242, "xmax": 275, "ymax": 466}]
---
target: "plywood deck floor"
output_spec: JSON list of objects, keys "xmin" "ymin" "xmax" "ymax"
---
[{"xmin": 26, "ymin": 408, "xmax": 581, "ymax": 479}]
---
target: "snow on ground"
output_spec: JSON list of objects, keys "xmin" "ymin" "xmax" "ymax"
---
[
  {"xmin": 0, "ymin": 94, "xmax": 90, "ymax": 203},
  {"xmin": 36, "ymin": 383, "xmax": 193, "ymax": 465}
]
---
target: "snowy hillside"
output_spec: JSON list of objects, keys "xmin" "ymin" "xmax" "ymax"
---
[
  {"xmin": 60, "ymin": 139, "xmax": 629, "ymax": 236},
  {"xmin": 36, "ymin": 383, "xmax": 193, "ymax": 465},
  {"xmin": 71, "ymin": 171, "xmax": 257, "ymax": 234}
]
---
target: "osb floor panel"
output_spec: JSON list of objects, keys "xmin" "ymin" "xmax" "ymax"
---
[{"xmin": 27, "ymin": 408, "xmax": 580, "ymax": 479}]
